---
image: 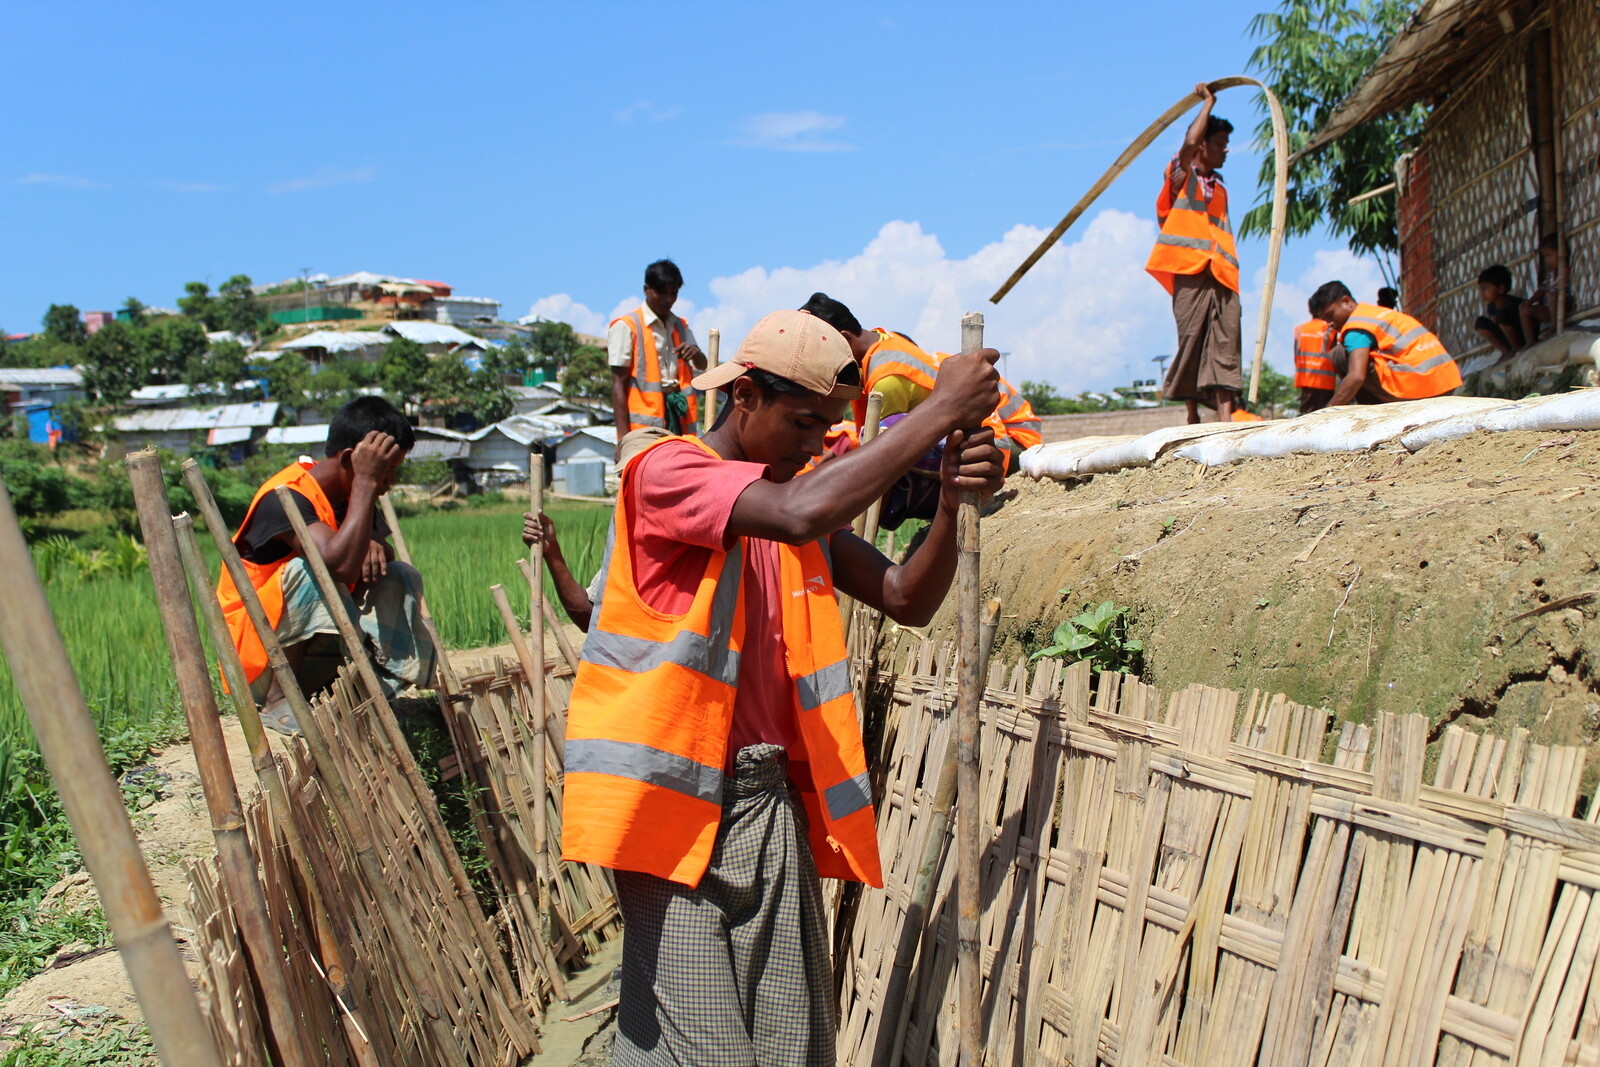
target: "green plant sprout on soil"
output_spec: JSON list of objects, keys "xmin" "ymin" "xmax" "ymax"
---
[{"xmin": 1029, "ymin": 600, "xmax": 1145, "ymax": 676}]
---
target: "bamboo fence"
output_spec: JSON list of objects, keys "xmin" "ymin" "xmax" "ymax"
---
[
  {"xmin": 837, "ymin": 641, "xmax": 1600, "ymax": 1067},
  {"xmin": 1555, "ymin": 0, "xmax": 1599, "ymax": 321}
]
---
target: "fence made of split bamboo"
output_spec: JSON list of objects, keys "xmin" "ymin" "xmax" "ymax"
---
[{"xmin": 837, "ymin": 642, "xmax": 1600, "ymax": 1067}]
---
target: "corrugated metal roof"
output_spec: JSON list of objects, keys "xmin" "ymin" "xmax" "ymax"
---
[
  {"xmin": 383, "ymin": 321, "xmax": 489, "ymax": 348},
  {"xmin": 263, "ymin": 425, "xmax": 329, "ymax": 445},
  {"xmin": 115, "ymin": 401, "xmax": 278, "ymax": 433},
  {"xmin": 0, "ymin": 367, "xmax": 83, "ymax": 388},
  {"xmin": 209, "ymin": 426, "xmax": 253, "ymax": 445},
  {"xmin": 409, "ymin": 438, "xmax": 471, "ymax": 460},
  {"xmin": 275, "ymin": 330, "xmax": 388, "ymax": 353}
]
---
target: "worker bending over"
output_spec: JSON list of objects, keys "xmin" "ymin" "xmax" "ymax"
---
[
  {"xmin": 1146, "ymin": 83, "xmax": 1242, "ymax": 424},
  {"xmin": 609, "ymin": 259, "xmax": 706, "ymax": 443},
  {"xmin": 562, "ymin": 310, "xmax": 1002, "ymax": 1065},
  {"xmin": 1311, "ymin": 280, "xmax": 1462, "ymax": 406},
  {"xmin": 1292, "ymin": 311, "xmax": 1337, "ymax": 415},
  {"xmin": 217, "ymin": 397, "xmax": 435, "ymax": 733}
]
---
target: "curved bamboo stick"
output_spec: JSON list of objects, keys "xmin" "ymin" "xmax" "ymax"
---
[
  {"xmin": 0, "ymin": 476, "xmax": 224, "ymax": 1067},
  {"xmin": 990, "ymin": 76, "xmax": 1291, "ymax": 403}
]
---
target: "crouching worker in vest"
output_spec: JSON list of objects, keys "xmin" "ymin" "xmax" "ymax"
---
[
  {"xmin": 217, "ymin": 397, "xmax": 436, "ymax": 734},
  {"xmin": 1293, "ymin": 312, "xmax": 1339, "ymax": 415},
  {"xmin": 565, "ymin": 309, "xmax": 1003, "ymax": 1065},
  {"xmin": 1310, "ymin": 280, "xmax": 1463, "ymax": 406}
]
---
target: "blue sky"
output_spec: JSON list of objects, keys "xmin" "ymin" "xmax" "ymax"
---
[{"xmin": 4, "ymin": 1, "xmax": 1389, "ymax": 392}]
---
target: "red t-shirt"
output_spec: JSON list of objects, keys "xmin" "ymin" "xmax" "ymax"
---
[{"xmin": 625, "ymin": 440, "xmax": 800, "ymax": 764}]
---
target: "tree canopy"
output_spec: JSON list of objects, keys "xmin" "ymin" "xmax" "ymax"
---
[
  {"xmin": 560, "ymin": 346, "xmax": 611, "ymax": 399},
  {"xmin": 1240, "ymin": 0, "xmax": 1425, "ymax": 265},
  {"xmin": 43, "ymin": 304, "xmax": 86, "ymax": 346}
]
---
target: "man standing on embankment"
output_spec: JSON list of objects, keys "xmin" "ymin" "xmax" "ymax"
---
[
  {"xmin": 561, "ymin": 309, "xmax": 1004, "ymax": 1064},
  {"xmin": 1146, "ymin": 82, "xmax": 1242, "ymax": 424},
  {"xmin": 609, "ymin": 259, "xmax": 706, "ymax": 446}
]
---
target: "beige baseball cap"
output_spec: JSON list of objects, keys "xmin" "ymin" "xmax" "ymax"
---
[{"xmin": 691, "ymin": 309, "xmax": 862, "ymax": 400}]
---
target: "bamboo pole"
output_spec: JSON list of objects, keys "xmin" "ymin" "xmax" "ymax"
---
[
  {"xmin": 179, "ymin": 460, "xmax": 472, "ymax": 1067},
  {"xmin": 124, "ymin": 454, "xmax": 317, "ymax": 1067},
  {"xmin": 270, "ymin": 484, "xmax": 533, "ymax": 1037},
  {"xmin": 525, "ymin": 454, "xmax": 552, "ymax": 928},
  {"xmin": 703, "ymin": 327, "xmax": 721, "ymax": 432},
  {"xmin": 0, "ymin": 476, "xmax": 224, "ymax": 1067},
  {"xmin": 955, "ymin": 312, "xmax": 985, "ymax": 1067},
  {"xmin": 490, "ymin": 584, "xmax": 570, "ymax": 1002},
  {"xmin": 170, "ymin": 513, "xmax": 378, "ymax": 1066},
  {"xmin": 990, "ymin": 76, "xmax": 1290, "ymax": 404},
  {"xmin": 876, "ymin": 598, "xmax": 1001, "ymax": 1067},
  {"xmin": 516, "ymin": 556, "xmax": 583, "ymax": 674}
]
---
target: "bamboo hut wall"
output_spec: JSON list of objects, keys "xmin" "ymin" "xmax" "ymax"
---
[
  {"xmin": 836, "ymin": 643, "xmax": 1600, "ymax": 1067},
  {"xmin": 1556, "ymin": 0, "xmax": 1600, "ymax": 319},
  {"xmin": 1417, "ymin": 36, "xmax": 1540, "ymax": 359}
]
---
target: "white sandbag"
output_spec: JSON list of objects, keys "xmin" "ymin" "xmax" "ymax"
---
[
  {"xmin": 1073, "ymin": 421, "xmax": 1266, "ymax": 475},
  {"xmin": 1020, "ymin": 435, "xmax": 1139, "ymax": 480},
  {"xmin": 1173, "ymin": 396, "xmax": 1507, "ymax": 467},
  {"xmin": 1401, "ymin": 388, "xmax": 1600, "ymax": 451}
]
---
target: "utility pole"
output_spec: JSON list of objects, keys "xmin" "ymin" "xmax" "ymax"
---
[
  {"xmin": 1152, "ymin": 354, "xmax": 1171, "ymax": 405},
  {"xmin": 300, "ymin": 267, "xmax": 312, "ymax": 325}
]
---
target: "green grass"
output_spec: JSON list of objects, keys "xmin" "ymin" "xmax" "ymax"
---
[{"xmin": 399, "ymin": 497, "xmax": 611, "ymax": 648}]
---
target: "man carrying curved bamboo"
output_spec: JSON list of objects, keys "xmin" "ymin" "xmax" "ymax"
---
[
  {"xmin": 1147, "ymin": 83, "xmax": 1241, "ymax": 424},
  {"xmin": 562, "ymin": 309, "xmax": 1004, "ymax": 1065}
]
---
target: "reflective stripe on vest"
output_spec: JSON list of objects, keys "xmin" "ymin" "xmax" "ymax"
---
[
  {"xmin": 611, "ymin": 306, "xmax": 699, "ymax": 432},
  {"xmin": 1341, "ymin": 303, "xmax": 1462, "ymax": 399},
  {"xmin": 854, "ymin": 329, "xmax": 940, "ymax": 426},
  {"xmin": 563, "ymin": 435, "xmax": 883, "ymax": 888},
  {"xmin": 215, "ymin": 462, "xmax": 340, "ymax": 686},
  {"xmin": 1146, "ymin": 166, "xmax": 1240, "ymax": 294},
  {"xmin": 1293, "ymin": 320, "xmax": 1338, "ymax": 390}
]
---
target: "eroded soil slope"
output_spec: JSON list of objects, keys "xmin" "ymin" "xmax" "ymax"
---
[{"xmin": 912, "ymin": 428, "xmax": 1600, "ymax": 773}]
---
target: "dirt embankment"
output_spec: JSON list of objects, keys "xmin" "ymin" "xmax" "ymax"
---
[{"xmin": 915, "ymin": 428, "xmax": 1600, "ymax": 783}]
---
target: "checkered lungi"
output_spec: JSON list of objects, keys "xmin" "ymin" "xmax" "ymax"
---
[
  {"xmin": 613, "ymin": 743, "xmax": 835, "ymax": 1067},
  {"xmin": 247, "ymin": 557, "xmax": 435, "ymax": 702},
  {"xmin": 1163, "ymin": 270, "xmax": 1242, "ymax": 407}
]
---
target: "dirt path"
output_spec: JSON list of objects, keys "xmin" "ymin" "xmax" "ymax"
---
[{"xmin": 911, "ymin": 427, "xmax": 1600, "ymax": 785}]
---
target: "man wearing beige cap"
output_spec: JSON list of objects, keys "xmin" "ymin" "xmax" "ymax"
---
[{"xmin": 561, "ymin": 309, "xmax": 1004, "ymax": 1065}]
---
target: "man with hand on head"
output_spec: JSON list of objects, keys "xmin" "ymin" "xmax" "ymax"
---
[
  {"xmin": 609, "ymin": 258, "xmax": 706, "ymax": 446},
  {"xmin": 216, "ymin": 396, "xmax": 435, "ymax": 733},
  {"xmin": 563, "ymin": 309, "xmax": 1003, "ymax": 1065}
]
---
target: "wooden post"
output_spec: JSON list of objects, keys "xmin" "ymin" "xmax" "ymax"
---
[
  {"xmin": 955, "ymin": 313, "xmax": 985, "ymax": 1067},
  {"xmin": 877, "ymin": 598, "xmax": 1001, "ymax": 1067},
  {"xmin": 170, "ymin": 513, "xmax": 377, "ymax": 1065},
  {"xmin": 270, "ymin": 484, "xmax": 533, "ymax": 1032},
  {"xmin": 0, "ymin": 477, "xmax": 224, "ymax": 1067},
  {"xmin": 516, "ymin": 556, "xmax": 582, "ymax": 674},
  {"xmin": 490, "ymin": 584, "xmax": 570, "ymax": 1002},
  {"xmin": 178, "ymin": 462, "xmax": 473, "ymax": 1066},
  {"xmin": 125, "ymin": 453, "xmax": 317, "ymax": 1067},
  {"xmin": 525, "ymin": 454, "xmax": 553, "ymax": 925},
  {"xmin": 703, "ymin": 327, "xmax": 721, "ymax": 433}
]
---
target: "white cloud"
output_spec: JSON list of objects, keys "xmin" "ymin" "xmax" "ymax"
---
[
  {"xmin": 16, "ymin": 172, "xmax": 106, "ymax": 190},
  {"xmin": 526, "ymin": 215, "xmax": 1382, "ymax": 394},
  {"xmin": 733, "ymin": 111, "xmax": 856, "ymax": 153},
  {"xmin": 268, "ymin": 166, "xmax": 375, "ymax": 194},
  {"xmin": 614, "ymin": 100, "xmax": 682, "ymax": 123}
]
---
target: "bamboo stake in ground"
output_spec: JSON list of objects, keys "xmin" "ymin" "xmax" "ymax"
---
[
  {"xmin": 171, "ymin": 513, "xmax": 377, "ymax": 1067},
  {"xmin": 955, "ymin": 312, "xmax": 985, "ymax": 1067},
  {"xmin": 271, "ymin": 484, "xmax": 534, "ymax": 1036},
  {"xmin": 179, "ymin": 462, "xmax": 474, "ymax": 1066},
  {"xmin": 877, "ymin": 598, "xmax": 1001, "ymax": 1067},
  {"xmin": 525, "ymin": 454, "xmax": 553, "ymax": 927},
  {"xmin": 703, "ymin": 327, "xmax": 720, "ymax": 432},
  {"xmin": 125, "ymin": 453, "xmax": 317, "ymax": 1067},
  {"xmin": 516, "ymin": 556, "xmax": 583, "ymax": 674},
  {"xmin": 0, "ymin": 476, "xmax": 224, "ymax": 1067}
]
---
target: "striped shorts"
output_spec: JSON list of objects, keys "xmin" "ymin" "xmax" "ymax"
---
[{"xmin": 613, "ymin": 744, "xmax": 834, "ymax": 1067}]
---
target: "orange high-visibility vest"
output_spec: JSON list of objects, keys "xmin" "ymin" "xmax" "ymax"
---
[
  {"xmin": 563, "ymin": 436, "xmax": 883, "ymax": 889},
  {"xmin": 1294, "ymin": 319, "xmax": 1337, "ymax": 390},
  {"xmin": 988, "ymin": 375, "xmax": 1042, "ymax": 452},
  {"xmin": 1146, "ymin": 164, "xmax": 1240, "ymax": 294},
  {"xmin": 611, "ymin": 306, "xmax": 699, "ymax": 432},
  {"xmin": 1341, "ymin": 303, "xmax": 1462, "ymax": 399},
  {"xmin": 216, "ymin": 462, "xmax": 340, "ymax": 686},
  {"xmin": 854, "ymin": 329, "xmax": 940, "ymax": 426}
]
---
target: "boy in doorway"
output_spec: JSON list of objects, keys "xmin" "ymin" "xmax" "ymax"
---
[{"xmin": 1474, "ymin": 264, "xmax": 1525, "ymax": 361}]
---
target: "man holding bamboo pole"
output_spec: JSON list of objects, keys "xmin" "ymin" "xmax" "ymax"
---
[
  {"xmin": 562, "ymin": 309, "xmax": 1002, "ymax": 1065},
  {"xmin": 217, "ymin": 396, "xmax": 435, "ymax": 732}
]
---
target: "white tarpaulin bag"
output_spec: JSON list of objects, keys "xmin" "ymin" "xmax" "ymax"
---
[
  {"xmin": 1020, "ymin": 435, "xmax": 1140, "ymax": 480},
  {"xmin": 1401, "ymin": 388, "xmax": 1600, "ymax": 451},
  {"xmin": 1172, "ymin": 396, "xmax": 1507, "ymax": 467},
  {"xmin": 1073, "ymin": 421, "xmax": 1264, "ymax": 475}
]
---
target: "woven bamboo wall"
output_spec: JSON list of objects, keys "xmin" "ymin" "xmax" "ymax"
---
[
  {"xmin": 837, "ymin": 644, "xmax": 1600, "ymax": 1066},
  {"xmin": 1556, "ymin": 0, "xmax": 1599, "ymax": 319},
  {"xmin": 1419, "ymin": 40, "xmax": 1540, "ymax": 358}
]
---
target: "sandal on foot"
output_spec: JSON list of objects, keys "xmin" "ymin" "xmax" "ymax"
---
[{"xmin": 261, "ymin": 699, "xmax": 302, "ymax": 736}]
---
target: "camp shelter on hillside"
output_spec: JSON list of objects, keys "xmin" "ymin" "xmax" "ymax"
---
[
  {"xmin": 0, "ymin": 367, "xmax": 83, "ymax": 411},
  {"xmin": 382, "ymin": 320, "xmax": 495, "ymax": 355},
  {"xmin": 552, "ymin": 425, "xmax": 616, "ymax": 496},
  {"xmin": 112, "ymin": 401, "xmax": 279, "ymax": 458},
  {"xmin": 1303, "ymin": 0, "xmax": 1599, "ymax": 389}
]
